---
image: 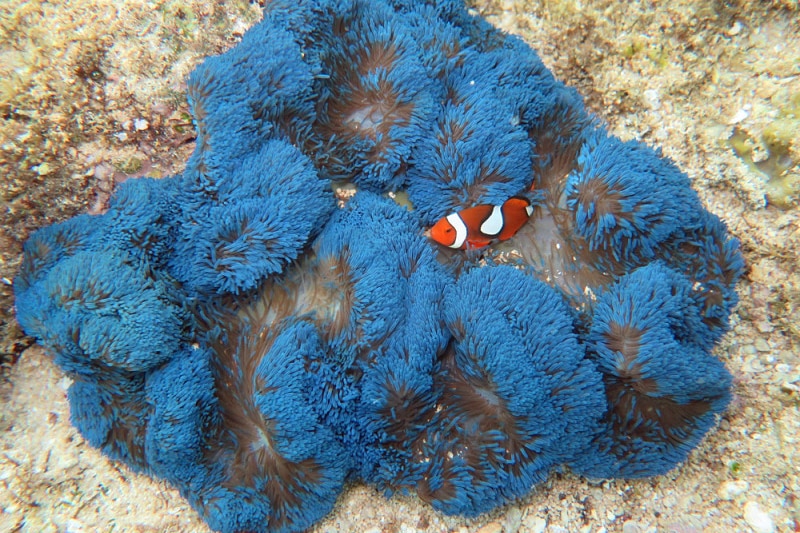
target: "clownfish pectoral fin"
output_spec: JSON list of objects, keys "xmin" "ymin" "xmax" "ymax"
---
[{"xmin": 465, "ymin": 236, "xmax": 492, "ymax": 250}]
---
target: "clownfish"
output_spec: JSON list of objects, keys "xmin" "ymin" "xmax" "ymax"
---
[{"xmin": 429, "ymin": 196, "xmax": 534, "ymax": 250}]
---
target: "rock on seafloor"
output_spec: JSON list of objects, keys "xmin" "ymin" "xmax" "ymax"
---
[{"xmin": 743, "ymin": 501, "xmax": 776, "ymax": 533}]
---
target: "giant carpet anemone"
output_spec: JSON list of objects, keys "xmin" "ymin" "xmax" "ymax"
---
[{"xmin": 13, "ymin": 1, "xmax": 743, "ymax": 532}]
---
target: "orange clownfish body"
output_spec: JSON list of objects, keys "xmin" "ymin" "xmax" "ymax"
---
[{"xmin": 429, "ymin": 196, "xmax": 534, "ymax": 250}]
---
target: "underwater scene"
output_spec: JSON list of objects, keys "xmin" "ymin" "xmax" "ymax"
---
[{"xmin": 0, "ymin": 1, "xmax": 798, "ymax": 532}]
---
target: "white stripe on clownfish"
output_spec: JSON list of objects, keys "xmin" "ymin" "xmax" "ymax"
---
[
  {"xmin": 445, "ymin": 212, "xmax": 468, "ymax": 249},
  {"xmin": 479, "ymin": 205, "xmax": 504, "ymax": 236}
]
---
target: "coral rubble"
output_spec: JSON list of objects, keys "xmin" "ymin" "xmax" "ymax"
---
[{"xmin": 14, "ymin": 1, "xmax": 743, "ymax": 532}]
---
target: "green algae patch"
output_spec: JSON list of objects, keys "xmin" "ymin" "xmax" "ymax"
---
[{"xmin": 727, "ymin": 94, "xmax": 800, "ymax": 209}]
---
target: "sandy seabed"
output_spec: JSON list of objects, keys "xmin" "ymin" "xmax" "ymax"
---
[{"xmin": 1, "ymin": 1, "xmax": 798, "ymax": 532}]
